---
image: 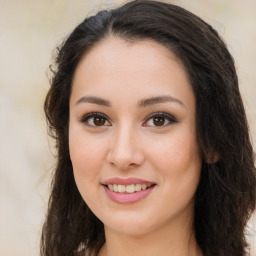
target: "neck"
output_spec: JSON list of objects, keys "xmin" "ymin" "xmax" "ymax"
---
[{"xmin": 98, "ymin": 215, "xmax": 202, "ymax": 256}]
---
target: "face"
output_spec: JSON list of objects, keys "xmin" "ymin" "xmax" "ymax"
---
[{"xmin": 69, "ymin": 37, "xmax": 202, "ymax": 236}]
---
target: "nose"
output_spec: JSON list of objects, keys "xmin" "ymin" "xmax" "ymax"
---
[{"xmin": 106, "ymin": 126, "xmax": 144, "ymax": 170}]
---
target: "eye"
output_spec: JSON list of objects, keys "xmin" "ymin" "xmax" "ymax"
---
[
  {"xmin": 80, "ymin": 112, "xmax": 111, "ymax": 127},
  {"xmin": 143, "ymin": 112, "xmax": 177, "ymax": 127}
]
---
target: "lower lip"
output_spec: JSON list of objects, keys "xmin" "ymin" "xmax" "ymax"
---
[{"xmin": 103, "ymin": 185, "xmax": 156, "ymax": 204}]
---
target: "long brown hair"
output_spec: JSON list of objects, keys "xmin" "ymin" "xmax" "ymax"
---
[{"xmin": 41, "ymin": 1, "xmax": 256, "ymax": 255}]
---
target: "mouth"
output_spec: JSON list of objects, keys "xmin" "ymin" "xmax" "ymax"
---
[
  {"xmin": 102, "ymin": 177, "xmax": 156, "ymax": 204},
  {"xmin": 104, "ymin": 183, "xmax": 155, "ymax": 193}
]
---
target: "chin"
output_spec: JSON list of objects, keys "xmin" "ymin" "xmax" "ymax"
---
[
  {"xmin": 106, "ymin": 222, "xmax": 153, "ymax": 236},
  {"xmin": 101, "ymin": 210, "xmax": 163, "ymax": 236}
]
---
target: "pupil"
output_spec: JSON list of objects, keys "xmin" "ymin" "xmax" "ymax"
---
[
  {"xmin": 94, "ymin": 117, "xmax": 105, "ymax": 126},
  {"xmin": 153, "ymin": 117, "xmax": 165, "ymax": 126}
]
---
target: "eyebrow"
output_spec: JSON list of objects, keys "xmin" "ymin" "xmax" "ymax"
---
[
  {"xmin": 138, "ymin": 95, "xmax": 184, "ymax": 107},
  {"xmin": 75, "ymin": 95, "xmax": 184, "ymax": 108},
  {"xmin": 76, "ymin": 96, "xmax": 111, "ymax": 107}
]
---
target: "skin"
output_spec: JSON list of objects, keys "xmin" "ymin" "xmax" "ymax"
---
[{"xmin": 69, "ymin": 37, "xmax": 203, "ymax": 256}]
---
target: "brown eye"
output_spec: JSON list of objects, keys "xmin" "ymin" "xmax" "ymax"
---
[
  {"xmin": 93, "ymin": 116, "xmax": 106, "ymax": 126},
  {"xmin": 143, "ymin": 112, "xmax": 177, "ymax": 127},
  {"xmin": 81, "ymin": 112, "xmax": 111, "ymax": 127},
  {"xmin": 153, "ymin": 117, "xmax": 165, "ymax": 126}
]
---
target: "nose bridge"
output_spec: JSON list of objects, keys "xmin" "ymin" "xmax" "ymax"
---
[{"xmin": 108, "ymin": 123, "xmax": 143, "ymax": 169}]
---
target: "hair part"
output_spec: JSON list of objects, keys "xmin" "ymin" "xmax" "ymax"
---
[{"xmin": 42, "ymin": 1, "xmax": 256, "ymax": 255}]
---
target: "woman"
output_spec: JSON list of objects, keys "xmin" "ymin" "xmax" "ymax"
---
[{"xmin": 41, "ymin": 1, "xmax": 256, "ymax": 255}]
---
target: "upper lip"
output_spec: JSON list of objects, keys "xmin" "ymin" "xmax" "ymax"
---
[{"xmin": 102, "ymin": 177, "xmax": 155, "ymax": 186}]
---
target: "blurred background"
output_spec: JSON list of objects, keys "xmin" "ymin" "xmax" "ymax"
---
[{"xmin": 0, "ymin": 0, "xmax": 255, "ymax": 255}]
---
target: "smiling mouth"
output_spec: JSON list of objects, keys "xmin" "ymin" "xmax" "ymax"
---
[{"xmin": 105, "ymin": 184, "xmax": 155, "ymax": 193}]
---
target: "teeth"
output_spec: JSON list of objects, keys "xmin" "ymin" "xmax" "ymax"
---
[
  {"xmin": 126, "ymin": 184, "xmax": 135, "ymax": 193},
  {"xmin": 141, "ymin": 184, "xmax": 147, "ymax": 190},
  {"xmin": 113, "ymin": 184, "xmax": 118, "ymax": 192},
  {"xmin": 135, "ymin": 184, "xmax": 141, "ymax": 192},
  {"xmin": 107, "ymin": 184, "xmax": 152, "ymax": 193},
  {"xmin": 117, "ymin": 184, "xmax": 126, "ymax": 193}
]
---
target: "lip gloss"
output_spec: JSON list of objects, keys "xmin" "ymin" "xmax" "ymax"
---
[
  {"xmin": 103, "ymin": 185, "xmax": 155, "ymax": 204},
  {"xmin": 102, "ymin": 177, "xmax": 156, "ymax": 204}
]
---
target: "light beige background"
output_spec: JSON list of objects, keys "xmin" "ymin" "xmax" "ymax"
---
[{"xmin": 0, "ymin": 0, "xmax": 255, "ymax": 255}]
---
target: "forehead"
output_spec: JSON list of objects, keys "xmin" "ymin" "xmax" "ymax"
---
[
  {"xmin": 75, "ymin": 37, "xmax": 184, "ymax": 77},
  {"xmin": 71, "ymin": 37, "xmax": 194, "ymax": 109}
]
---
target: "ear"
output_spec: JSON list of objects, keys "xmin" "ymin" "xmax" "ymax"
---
[{"xmin": 205, "ymin": 152, "xmax": 219, "ymax": 164}]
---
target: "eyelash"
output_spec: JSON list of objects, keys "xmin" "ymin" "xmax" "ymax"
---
[
  {"xmin": 80, "ymin": 112, "xmax": 177, "ymax": 128},
  {"xmin": 143, "ymin": 112, "xmax": 177, "ymax": 127},
  {"xmin": 80, "ymin": 112, "xmax": 111, "ymax": 127}
]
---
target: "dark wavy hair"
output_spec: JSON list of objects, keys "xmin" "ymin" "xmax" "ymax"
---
[{"xmin": 41, "ymin": 1, "xmax": 256, "ymax": 255}]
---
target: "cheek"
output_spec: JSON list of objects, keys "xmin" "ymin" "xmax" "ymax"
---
[
  {"xmin": 147, "ymin": 127, "xmax": 201, "ymax": 189},
  {"xmin": 69, "ymin": 129, "xmax": 106, "ymax": 196},
  {"xmin": 151, "ymin": 133, "xmax": 200, "ymax": 166},
  {"xmin": 69, "ymin": 128, "xmax": 104, "ymax": 169},
  {"xmin": 69, "ymin": 135, "xmax": 103, "ymax": 212}
]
